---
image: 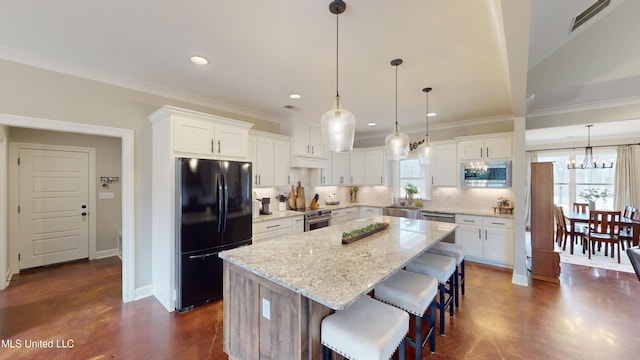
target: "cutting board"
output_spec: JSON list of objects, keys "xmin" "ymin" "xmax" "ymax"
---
[
  {"xmin": 288, "ymin": 185, "xmax": 297, "ymax": 210},
  {"xmin": 295, "ymin": 181, "xmax": 305, "ymax": 210}
]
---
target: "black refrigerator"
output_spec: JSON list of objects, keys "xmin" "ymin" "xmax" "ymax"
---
[{"xmin": 176, "ymin": 158, "xmax": 252, "ymax": 311}]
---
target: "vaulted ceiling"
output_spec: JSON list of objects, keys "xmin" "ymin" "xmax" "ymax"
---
[{"xmin": 0, "ymin": 0, "xmax": 638, "ymax": 144}]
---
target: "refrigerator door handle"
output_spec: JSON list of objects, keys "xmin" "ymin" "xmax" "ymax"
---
[
  {"xmin": 222, "ymin": 174, "xmax": 228, "ymax": 232},
  {"xmin": 188, "ymin": 251, "xmax": 220, "ymax": 260},
  {"xmin": 217, "ymin": 174, "xmax": 223, "ymax": 233}
]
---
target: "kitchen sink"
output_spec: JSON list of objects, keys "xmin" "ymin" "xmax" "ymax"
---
[{"xmin": 383, "ymin": 206, "xmax": 421, "ymax": 219}]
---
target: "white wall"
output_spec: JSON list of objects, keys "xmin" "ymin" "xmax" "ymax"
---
[
  {"xmin": 0, "ymin": 59, "xmax": 278, "ymax": 292},
  {"xmin": 0, "ymin": 125, "xmax": 7, "ymax": 289}
]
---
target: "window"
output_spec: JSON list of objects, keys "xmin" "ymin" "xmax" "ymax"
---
[
  {"xmin": 536, "ymin": 148, "xmax": 616, "ymax": 210},
  {"xmin": 397, "ymin": 157, "xmax": 428, "ymax": 200}
]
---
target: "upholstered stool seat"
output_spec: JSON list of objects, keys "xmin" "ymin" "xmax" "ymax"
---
[
  {"xmin": 375, "ymin": 270, "xmax": 438, "ymax": 357},
  {"xmin": 406, "ymin": 252, "xmax": 456, "ymax": 336},
  {"xmin": 427, "ymin": 242, "xmax": 466, "ymax": 308},
  {"xmin": 322, "ymin": 295, "xmax": 409, "ymax": 360}
]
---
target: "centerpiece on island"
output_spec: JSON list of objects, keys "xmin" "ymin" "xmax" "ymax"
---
[{"xmin": 342, "ymin": 222, "xmax": 389, "ymax": 245}]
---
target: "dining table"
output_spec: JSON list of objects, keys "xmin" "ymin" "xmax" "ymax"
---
[{"xmin": 564, "ymin": 210, "xmax": 640, "ymax": 255}]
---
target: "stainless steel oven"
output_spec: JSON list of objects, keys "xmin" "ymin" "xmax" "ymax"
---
[{"xmin": 304, "ymin": 209, "xmax": 332, "ymax": 232}]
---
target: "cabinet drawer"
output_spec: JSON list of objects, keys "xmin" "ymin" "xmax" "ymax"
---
[
  {"xmin": 456, "ymin": 215, "xmax": 482, "ymax": 226},
  {"xmin": 253, "ymin": 217, "xmax": 293, "ymax": 234},
  {"xmin": 252, "ymin": 227, "xmax": 292, "ymax": 243},
  {"xmin": 482, "ymin": 218, "xmax": 513, "ymax": 229}
]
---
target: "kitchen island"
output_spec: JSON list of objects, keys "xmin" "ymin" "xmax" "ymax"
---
[{"xmin": 220, "ymin": 215, "xmax": 457, "ymax": 359}]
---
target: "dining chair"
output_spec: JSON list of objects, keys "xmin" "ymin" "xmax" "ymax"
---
[
  {"xmin": 620, "ymin": 206, "xmax": 637, "ymax": 249},
  {"xmin": 623, "ymin": 206, "xmax": 636, "ymax": 219},
  {"xmin": 573, "ymin": 202, "xmax": 589, "ymax": 213},
  {"xmin": 555, "ymin": 205, "xmax": 583, "ymax": 254},
  {"xmin": 581, "ymin": 210, "xmax": 622, "ymax": 263}
]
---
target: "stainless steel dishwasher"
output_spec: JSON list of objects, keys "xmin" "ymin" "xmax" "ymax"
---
[{"xmin": 421, "ymin": 211, "xmax": 456, "ymax": 243}]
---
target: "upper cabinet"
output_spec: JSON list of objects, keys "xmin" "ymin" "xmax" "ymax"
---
[
  {"xmin": 281, "ymin": 121, "xmax": 328, "ymax": 168},
  {"xmin": 457, "ymin": 133, "xmax": 512, "ymax": 161},
  {"xmin": 431, "ymin": 141, "xmax": 457, "ymax": 187},
  {"xmin": 331, "ymin": 152, "xmax": 351, "ymax": 185},
  {"xmin": 151, "ymin": 105, "xmax": 253, "ymax": 160},
  {"xmin": 249, "ymin": 130, "xmax": 291, "ymax": 187},
  {"xmin": 364, "ymin": 149, "xmax": 388, "ymax": 185},
  {"xmin": 315, "ymin": 147, "xmax": 388, "ymax": 186}
]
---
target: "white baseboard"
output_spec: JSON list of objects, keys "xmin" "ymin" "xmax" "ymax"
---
[
  {"xmin": 134, "ymin": 285, "xmax": 154, "ymax": 301},
  {"xmin": 511, "ymin": 273, "xmax": 529, "ymax": 287},
  {"xmin": 96, "ymin": 248, "xmax": 119, "ymax": 259}
]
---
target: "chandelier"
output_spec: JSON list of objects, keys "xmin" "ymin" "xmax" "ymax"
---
[{"xmin": 567, "ymin": 125, "xmax": 614, "ymax": 169}]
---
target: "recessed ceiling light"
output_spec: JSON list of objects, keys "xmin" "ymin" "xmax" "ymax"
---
[
  {"xmin": 427, "ymin": 112, "xmax": 437, "ymax": 117},
  {"xmin": 289, "ymin": 93, "xmax": 302, "ymax": 99},
  {"xmin": 190, "ymin": 56, "xmax": 208, "ymax": 65},
  {"xmin": 367, "ymin": 122, "xmax": 377, "ymax": 127}
]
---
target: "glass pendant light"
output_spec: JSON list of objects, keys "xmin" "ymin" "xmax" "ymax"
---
[
  {"xmin": 321, "ymin": 0, "xmax": 356, "ymax": 152},
  {"xmin": 385, "ymin": 58, "xmax": 410, "ymax": 161},
  {"xmin": 418, "ymin": 87, "xmax": 433, "ymax": 164}
]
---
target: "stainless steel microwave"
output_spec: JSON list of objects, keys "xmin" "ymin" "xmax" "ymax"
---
[{"xmin": 460, "ymin": 160, "xmax": 512, "ymax": 188}]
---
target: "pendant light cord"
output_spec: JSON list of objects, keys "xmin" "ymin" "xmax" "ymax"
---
[
  {"xmin": 395, "ymin": 64, "xmax": 398, "ymax": 131},
  {"xmin": 425, "ymin": 89, "xmax": 429, "ymax": 140},
  {"xmin": 335, "ymin": 11, "xmax": 340, "ymax": 106}
]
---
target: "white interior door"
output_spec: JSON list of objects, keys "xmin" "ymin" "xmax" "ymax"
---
[{"xmin": 18, "ymin": 148, "xmax": 89, "ymax": 269}]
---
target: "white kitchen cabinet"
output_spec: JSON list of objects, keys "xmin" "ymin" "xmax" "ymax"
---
[
  {"xmin": 173, "ymin": 112, "xmax": 250, "ymax": 159},
  {"xmin": 455, "ymin": 214, "xmax": 513, "ymax": 267},
  {"xmin": 457, "ymin": 134, "xmax": 512, "ymax": 161},
  {"xmin": 253, "ymin": 215, "xmax": 303, "ymax": 243},
  {"xmin": 350, "ymin": 151, "xmax": 365, "ymax": 185},
  {"xmin": 331, "ymin": 152, "xmax": 351, "ymax": 185},
  {"xmin": 431, "ymin": 141, "xmax": 457, "ymax": 187},
  {"xmin": 364, "ymin": 149, "xmax": 388, "ymax": 185},
  {"xmin": 359, "ymin": 206, "xmax": 382, "ymax": 218},
  {"xmin": 332, "ymin": 207, "xmax": 359, "ymax": 225},
  {"xmin": 281, "ymin": 121, "xmax": 327, "ymax": 169},
  {"xmin": 249, "ymin": 130, "xmax": 291, "ymax": 187}
]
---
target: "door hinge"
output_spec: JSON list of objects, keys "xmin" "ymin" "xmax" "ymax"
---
[
  {"xmin": 17, "ymin": 158, "xmax": 20, "ymax": 165},
  {"xmin": 18, "ymin": 253, "xmax": 21, "ymax": 261},
  {"xmin": 17, "ymin": 205, "xmax": 20, "ymax": 213}
]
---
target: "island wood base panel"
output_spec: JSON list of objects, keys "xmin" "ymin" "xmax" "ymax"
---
[{"xmin": 223, "ymin": 262, "xmax": 332, "ymax": 359}]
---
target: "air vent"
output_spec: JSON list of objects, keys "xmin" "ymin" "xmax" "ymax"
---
[{"xmin": 570, "ymin": 0, "xmax": 610, "ymax": 32}]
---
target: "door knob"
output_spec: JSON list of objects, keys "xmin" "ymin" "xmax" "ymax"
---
[
  {"xmin": 81, "ymin": 212, "xmax": 87, "ymax": 216},
  {"xmin": 81, "ymin": 205, "xmax": 87, "ymax": 209}
]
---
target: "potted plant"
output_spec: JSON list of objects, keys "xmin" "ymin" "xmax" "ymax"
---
[
  {"xmin": 403, "ymin": 183, "xmax": 419, "ymax": 200},
  {"xmin": 578, "ymin": 188, "xmax": 611, "ymax": 210}
]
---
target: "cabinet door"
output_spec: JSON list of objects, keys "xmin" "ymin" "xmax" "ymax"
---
[
  {"xmin": 432, "ymin": 143, "xmax": 457, "ymax": 187},
  {"xmin": 457, "ymin": 139, "xmax": 484, "ymax": 160},
  {"xmin": 255, "ymin": 136, "xmax": 274, "ymax": 186},
  {"xmin": 350, "ymin": 151, "xmax": 365, "ymax": 185},
  {"xmin": 292, "ymin": 216, "xmax": 304, "ymax": 234},
  {"xmin": 291, "ymin": 122, "xmax": 311, "ymax": 156},
  {"xmin": 215, "ymin": 124, "xmax": 248, "ymax": 158},
  {"xmin": 365, "ymin": 150, "xmax": 386, "ymax": 185},
  {"xmin": 331, "ymin": 152, "xmax": 350, "ymax": 185},
  {"xmin": 309, "ymin": 124, "xmax": 326, "ymax": 158},
  {"xmin": 485, "ymin": 137, "xmax": 512, "ymax": 159},
  {"xmin": 359, "ymin": 206, "xmax": 382, "ymax": 218},
  {"xmin": 484, "ymin": 227, "xmax": 514, "ymax": 265},
  {"xmin": 455, "ymin": 225, "xmax": 483, "ymax": 258},
  {"xmin": 174, "ymin": 117, "xmax": 214, "ymax": 154},
  {"xmin": 247, "ymin": 135, "xmax": 257, "ymax": 164},
  {"xmin": 273, "ymin": 139, "xmax": 291, "ymax": 186}
]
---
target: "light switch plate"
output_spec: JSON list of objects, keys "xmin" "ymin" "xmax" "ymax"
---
[
  {"xmin": 99, "ymin": 192, "xmax": 114, "ymax": 199},
  {"xmin": 262, "ymin": 298, "xmax": 270, "ymax": 320}
]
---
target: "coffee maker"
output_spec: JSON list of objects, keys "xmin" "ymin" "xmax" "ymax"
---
[{"xmin": 260, "ymin": 197, "xmax": 271, "ymax": 215}]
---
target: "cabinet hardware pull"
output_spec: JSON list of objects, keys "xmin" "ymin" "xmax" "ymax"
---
[
  {"xmin": 211, "ymin": 139, "xmax": 214, "ymax": 153},
  {"xmin": 464, "ymin": 219, "xmax": 474, "ymax": 223},
  {"xmin": 478, "ymin": 229, "xmax": 481, "ymax": 239},
  {"xmin": 307, "ymin": 145, "xmax": 310, "ymax": 154},
  {"xmin": 288, "ymin": 175, "xmax": 290, "ymax": 184},
  {"xmin": 486, "ymin": 147, "xmax": 489, "ymax": 158},
  {"xmin": 485, "ymin": 229, "xmax": 487, "ymax": 239},
  {"xmin": 311, "ymin": 146, "xmax": 314, "ymax": 154},
  {"xmin": 255, "ymin": 174, "xmax": 258, "ymax": 185},
  {"xmin": 480, "ymin": 148, "xmax": 483, "ymax": 158},
  {"xmin": 266, "ymin": 224, "xmax": 280, "ymax": 229},
  {"xmin": 491, "ymin": 222, "xmax": 505, "ymax": 226},
  {"xmin": 218, "ymin": 140, "xmax": 221, "ymax": 153},
  {"xmin": 258, "ymin": 174, "xmax": 261, "ymax": 185},
  {"xmin": 381, "ymin": 176, "xmax": 383, "ymax": 184}
]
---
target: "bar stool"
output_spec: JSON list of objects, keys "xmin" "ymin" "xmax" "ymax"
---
[
  {"xmin": 375, "ymin": 270, "xmax": 438, "ymax": 358},
  {"xmin": 321, "ymin": 295, "xmax": 409, "ymax": 360},
  {"xmin": 427, "ymin": 242, "xmax": 466, "ymax": 308},
  {"xmin": 406, "ymin": 252, "xmax": 456, "ymax": 336}
]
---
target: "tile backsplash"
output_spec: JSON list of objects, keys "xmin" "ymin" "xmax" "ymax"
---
[{"xmin": 253, "ymin": 167, "xmax": 513, "ymax": 212}]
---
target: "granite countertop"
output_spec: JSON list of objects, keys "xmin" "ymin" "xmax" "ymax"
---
[
  {"xmin": 220, "ymin": 215, "xmax": 457, "ymax": 310},
  {"xmin": 253, "ymin": 210, "xmax": 304, "ymax": 223}
]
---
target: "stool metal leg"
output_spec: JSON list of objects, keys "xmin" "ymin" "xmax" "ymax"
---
[
  {"xmin": 460, "ymin": 260, "xmax": 465, "ymax": 296},
  {"xmin": 453, "ymin": 267, "xmax": 460, "ymax": 309}
]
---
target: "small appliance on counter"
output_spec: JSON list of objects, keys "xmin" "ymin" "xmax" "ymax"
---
[
  {"xmin": 325, "ymin": 194, "xmax": 339, "ymax": 205},
  {"xmin": 252, "ymin": 201, "xmax": 260, "ymax": 219},
  {"xmin": 260, "ymin": 197, "xmax": 272, "ymax": 215}
]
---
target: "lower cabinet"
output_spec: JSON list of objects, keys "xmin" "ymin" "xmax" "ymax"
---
[
  {"xmin": 331, "ymin": 207, "xmax": 359, "ymax": 225},
  {"xmin": 455, "ymin": 214, "xmax": 514, "ymax": 267},
  {"xmin": 253, "ymin": 216, "xmax": 304, "ymax": 243},
  {"xmin": 359, "ymin": 206, "xmax": 382, "ymax": 218}
]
